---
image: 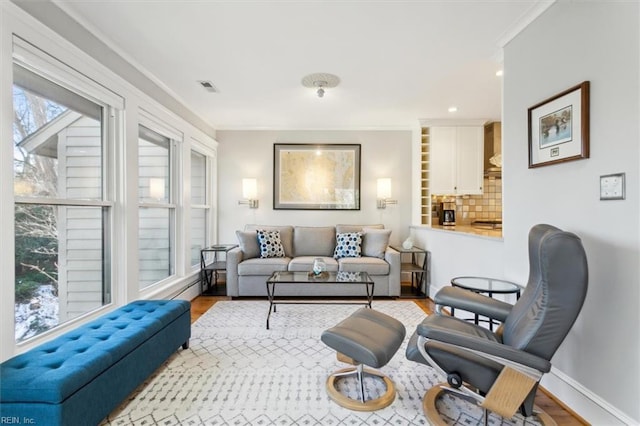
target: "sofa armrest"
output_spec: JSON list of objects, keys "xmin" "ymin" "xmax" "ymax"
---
[
  {"xmin": 385, "ymin": 246, "xmax": 401, "ymax": 296},
  {"xmin": 225, "ymin": 247, "xmax": 243, "ymax": 297}
]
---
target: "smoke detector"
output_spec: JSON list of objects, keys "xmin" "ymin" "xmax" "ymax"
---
[{"xmin": 301, "ymin": 73, "xmax": 340, "ymax": 98}]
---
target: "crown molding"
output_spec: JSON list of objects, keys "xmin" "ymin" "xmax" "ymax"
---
[
  {"xmin": 496, "ymin": 0, "xmax": 557, "ymax": 49},
  {"xmin": 50, "ymin": 0, "xmax": 216, "ymax": 136}
]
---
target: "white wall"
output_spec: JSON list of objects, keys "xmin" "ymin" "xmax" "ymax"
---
[
  {"xmin": 503, "ymin": 2, "xmax": 639, "ymax": 424},
  {"xmin": 410, "ymin": 228, "xmax": 505, "ymax": 298},
  {"xmin": 216, "ymin": 130, "xmax": 412, "ymax": 246}
]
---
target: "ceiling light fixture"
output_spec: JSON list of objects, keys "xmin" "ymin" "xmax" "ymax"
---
[
  {"xmin": 301, "ymin": 73, "xmax": 340, "ymax": 98},
  {"xmin": 448, "ymin": 106, "xmax": 458, "ymax": 113},
  {"xmin": 496, "ymin": 70, "xmax": 504, "ymax": 77}
]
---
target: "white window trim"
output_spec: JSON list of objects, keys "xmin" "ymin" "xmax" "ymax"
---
[
  {"xmin": 10, "ymin": 39, "xmax": 119, "ymax": 351},
  {"xmin": 188, "ymin": 146, "xmax": 213, "ymax": 269},
  {"xmin": 137, "ymin": 118, "xmax": 181, "ymax": 290},
  {"xmin": 13, "ymin": 36, "xmax": 124, "ymax": 111}
]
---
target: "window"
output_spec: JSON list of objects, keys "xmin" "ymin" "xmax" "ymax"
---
[
  {"xmin": 138, "ymin": 124, "xmax": 176, "ymax": 288},
  {"xmin": 12, "ymin": 63, "xmax": 112, "ymax": 342},
  {"xmin": 190, "ymin": 150, "xmax": 209, "ymax": 267}
]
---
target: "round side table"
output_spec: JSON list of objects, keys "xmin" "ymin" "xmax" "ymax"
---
[{"xmin": 450, "ymin": 276, "xmax": 522, "ymax": 331}]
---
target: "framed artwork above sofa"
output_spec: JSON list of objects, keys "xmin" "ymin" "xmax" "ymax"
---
[{"xmin": 273, "ymin": 143, "xmax": 361, "ymax": 210}]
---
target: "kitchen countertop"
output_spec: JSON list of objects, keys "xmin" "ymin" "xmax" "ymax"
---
[{"xmin": 427, "ymin": 224, "xmax": 503, "ymax": 239}]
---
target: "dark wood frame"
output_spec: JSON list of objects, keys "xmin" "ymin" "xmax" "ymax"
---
[
  {"xmin": 273, "ymin": 143, "xmax": 361, "ymax": 210},
  {"xmin": 528, "ymin": 81, "xmax": 590, "ymax": 168}
]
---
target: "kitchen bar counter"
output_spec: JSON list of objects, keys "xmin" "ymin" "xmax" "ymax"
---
[{"xmin": 427, "ymin": 224, "xmax": 503, "ymax": 239}]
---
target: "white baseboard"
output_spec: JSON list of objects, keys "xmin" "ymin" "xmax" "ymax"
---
[
  {"xmin": 541, "ymin": 367, "xmax": 638, "ymax": 425},
  {"xmin": 173, "ymin": 280, "xmax": 201, "ymax": 302}
]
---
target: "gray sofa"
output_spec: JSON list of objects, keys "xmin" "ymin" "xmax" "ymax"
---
[{"xmin": 226, "ymin": 224, "xmax": 401, "ymax": 297}]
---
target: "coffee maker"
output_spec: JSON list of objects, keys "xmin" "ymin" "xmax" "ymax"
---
[{"xmin": 438, "ymin": 202, "xmax": 456, "ymax": 226}]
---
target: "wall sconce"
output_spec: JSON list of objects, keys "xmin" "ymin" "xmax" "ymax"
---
[
  {"xmin": 377, "ymin": 178, "xmax": 398, "ymax": 209},
  {"xmin": 239, "ymin": 178, "xmax": 259, "ymax": 208}
]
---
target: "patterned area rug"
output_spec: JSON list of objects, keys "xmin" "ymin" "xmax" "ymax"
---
[{"xmin": 102, "ymin": 301, "xmax": 542, "ymax": 425}]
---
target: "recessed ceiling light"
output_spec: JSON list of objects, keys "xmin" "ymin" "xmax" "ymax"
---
[
  {"xmin": 448, "ymin": 106, "xmax": 458, "ymax": 113},
  {"xmin": 496, "ymin": 70, "xmax": 504, "ymax": 77},
  {"xmin": 197, "ymin": 80, "xmax": 218, "ymax": 93}
]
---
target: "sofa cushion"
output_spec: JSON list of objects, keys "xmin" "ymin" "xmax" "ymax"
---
[
  {"xmin": 245, "ymin": 225, "xmax": 294, "ymax": 257},
  {"xmin": 288, "ymin": 256, "xmax": 339, "ymax": 272},
  {"xmin": 334, "ymin": 232, "xmax": 363, "ymax": 259},
  {"xmin": 257, "ymin": 230, "xmax": 286, "ymax": 258},
  {"xmin": 238, "ymin": 257, "xmax": 290, "ymax": 275},
  {"xmin": 362, "ymin": 228, "xmax": 392, "ymax": 259},
  {"xmin": 236, "ymin": 230, "xmax": 260, "ymax": 259},
  {"xmin": 339, "ymin": 256, "xmax": 390, "ymax": 275},
  {"xmin": 336, "ymin": 224, "xmax": 384, "ymax": 234},
  {"xmin": 293, "ymin": 226, "xmax": 336, "ymax": 257}
]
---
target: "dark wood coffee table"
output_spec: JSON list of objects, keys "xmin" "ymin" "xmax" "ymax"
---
[{"xmin": 265, "ymin": 271, "xmax": 374, "ymax": 329}]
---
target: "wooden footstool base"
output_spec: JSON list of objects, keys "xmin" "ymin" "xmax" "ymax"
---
[
  {"xmin": 326, "ymin": 366, "xmax": 396, "ymax": 411},
  {"xmin": 320, "ymin": 308, "xmax": 406, "ymax": 412}
]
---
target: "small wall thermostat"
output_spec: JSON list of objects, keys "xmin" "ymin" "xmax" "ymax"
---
[{"xmin": 600, "ymin": 173, "xmax": 625, "ymax": 200}]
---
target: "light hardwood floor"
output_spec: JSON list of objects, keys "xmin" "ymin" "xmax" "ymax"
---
[{"xmin": 190, "ymin": 295, "xmax": 587, "ymax": 425}]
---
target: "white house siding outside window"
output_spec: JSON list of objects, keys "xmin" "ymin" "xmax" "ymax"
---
[
  {"xmin": 138, "ymin": 125, "xmax": 177, "ymax": 289},
  {"xmin": 12, "ymin": 62, "xmax": 114, "ymax": 342},
  {"xmin": 190, "ymin": 150, "xmax": 208, "ymax": 267}
]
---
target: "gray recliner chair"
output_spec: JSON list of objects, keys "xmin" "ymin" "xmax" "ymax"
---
[{"xmin": 406, "ymin": 224, "xmax": 588, "ymax": 425}]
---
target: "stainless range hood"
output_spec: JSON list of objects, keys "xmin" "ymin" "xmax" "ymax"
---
[{"xmin": 484, "ymin": 122, "xmax": 502, "ymax": 178}]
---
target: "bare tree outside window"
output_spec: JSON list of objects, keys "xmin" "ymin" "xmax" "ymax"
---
[{"xmin": 13, "ymin": 86, "xmax": 64, "ymax": 340}]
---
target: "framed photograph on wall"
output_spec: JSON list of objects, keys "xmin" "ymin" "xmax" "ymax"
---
[
  {"xmin": 528, "ymin": 81, "xmax": 590, "ymax": 168},
  {"xmin": 273, "ymin": 143, "xmax": 361, "ymax": 210}
]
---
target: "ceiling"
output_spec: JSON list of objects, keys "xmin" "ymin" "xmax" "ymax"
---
[{"xmin": 57, "ymin": 1, "xmax": 549, "ymax": 130}]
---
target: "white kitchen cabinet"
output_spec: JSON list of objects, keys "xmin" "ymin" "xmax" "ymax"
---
[{"xmin": 430, "ymin": 126, "xmax": 483, "ymax": 195}]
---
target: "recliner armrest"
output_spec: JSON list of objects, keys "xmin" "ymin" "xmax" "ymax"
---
[
  {"xmin": 416, "ymin": 321, "xmax": 551, "ymax": 373},
  {"xmin": 435, "ymin": 287, "xmax": 513, "ymax": 322}
]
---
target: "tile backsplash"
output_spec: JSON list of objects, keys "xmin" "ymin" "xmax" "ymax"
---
[{"xmin": 432, "ymin": 177, "xmax": 502, "ymax": 225}]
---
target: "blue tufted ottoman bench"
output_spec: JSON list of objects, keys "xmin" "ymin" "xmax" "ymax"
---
[{"xmin": 0, "ymin": 299, "xmax": 190, "ymax": 426}]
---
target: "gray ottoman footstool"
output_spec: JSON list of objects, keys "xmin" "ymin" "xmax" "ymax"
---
[{"xmin": 321, "ymin": 308, "xmax": 406, "ymax": 411}]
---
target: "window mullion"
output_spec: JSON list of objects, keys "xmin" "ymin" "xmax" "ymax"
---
[{"xmin": 15, "ymin": 197, "xmax": 113, "ymax": 207}]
